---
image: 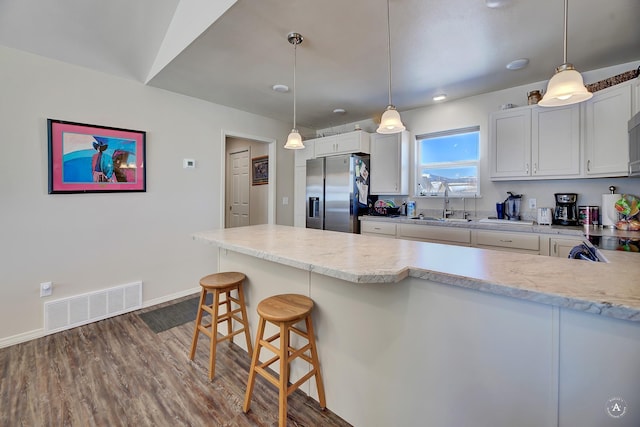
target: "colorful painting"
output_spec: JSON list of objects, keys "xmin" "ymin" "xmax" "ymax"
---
[
  {"xmin": 48, "ymin": 119, "xmax": 146, "ymax": 193},
  {"xmin": 252, "ymin": 156, "xmax": 268, "ymax": 185}
]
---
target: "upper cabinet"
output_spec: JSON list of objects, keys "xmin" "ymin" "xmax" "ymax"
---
[
  {"xmin": 490, "ymin": 78, "xmax": 638, "ymax": 180},
  {"xmin": 583, "ymin": 82, "xmax": 632, "ymax": 177},
  {"xmin": 489, "ymin": 104, "xmax": 580, "ymax": 180},
  {"xmin": 370, "ymin": 131, "xmax": 409, "ymax": 195},
  {"xmin": 314, "ymin": 130, "xmax": 370, "ymax": 157}
]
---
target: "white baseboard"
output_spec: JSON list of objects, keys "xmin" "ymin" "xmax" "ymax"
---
[{"xmin": 142, "ymin": 287, "xmax": 200, "ymax": 309}]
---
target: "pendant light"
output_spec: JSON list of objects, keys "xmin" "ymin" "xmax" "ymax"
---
[
  {"xmin": 376, "ymin": 0, "xmax": 405, "ymax": 134},
  {"xmin": 538, "ymin": 0, "xmax": 592, "ymax": 107},
  {"xmin": 284, "ymin": 32, "xmax": 305, "ymax": 149}
]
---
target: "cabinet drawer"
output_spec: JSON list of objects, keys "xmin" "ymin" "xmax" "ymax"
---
[
  {"xmin": 361, "ymin": 221, "xmax": 396, "ymax": 236},
  {"xmin": 397, "ymin": 224, "xmax": 471, "ymax": 244},
  {"xmin": 476, "ymin": 230, "xmax": 539, "ymax": 251}
]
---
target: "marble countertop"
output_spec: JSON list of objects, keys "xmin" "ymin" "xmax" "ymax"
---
[{"xmin": 194, "ymin": 225, "xmax": 640, "ymax": 322}]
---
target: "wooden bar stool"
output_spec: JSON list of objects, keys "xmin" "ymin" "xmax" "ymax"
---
[
  {"xmin": 243, "ymin": 294, "xmax": 326, "ymax": 427},
  {"xmin": 188, "ymin": 272, "xmax": 252, "ymax": 380}
]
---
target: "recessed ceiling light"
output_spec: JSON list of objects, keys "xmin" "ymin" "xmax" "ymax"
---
[
  {"xmin": 433, "ymin": 94, "xmax": 447, "ymax": 101},
  {"xmin": 272, "ymin": 84, "xmax": 289, "ymax": 93},
  {"xmin": 486, "ymin": 0, "xmax": 510, "ymax": 8},
  {"xmin": 333, "ymin": 108, "xmax": 346, "ymax": 114},
  {"xmin": 506, "ymin": 58, "xmax": 529, "ymax": 70}
]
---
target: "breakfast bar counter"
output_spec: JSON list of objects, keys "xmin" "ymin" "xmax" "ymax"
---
[{"xmin": 194, "ymin": 225, "xmax": 640, "ymax": 427}]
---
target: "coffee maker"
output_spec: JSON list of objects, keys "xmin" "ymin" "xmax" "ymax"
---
[{"xmin": 553, "ymin": 193, "xmax": 578, "ymax": 226}]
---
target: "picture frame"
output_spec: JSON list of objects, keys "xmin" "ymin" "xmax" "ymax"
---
[
  {"xmin": 252, "ymin": 155, "xmax": 269, "ymax": 185},
  {"xmin": 48, "ymin": 119, "xmax": 146, "ymax": 194}
]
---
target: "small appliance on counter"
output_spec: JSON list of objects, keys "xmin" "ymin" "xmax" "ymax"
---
[
  {"xmin": 503, "ymin": 192, "xmax": 522, "ymax": 221},
  {"xmin": 553, "ymin": 193, "xmax": 579, "ymax": 226},
  {"xmin": 537, "ymin": 207, "xmax": 553, "ymax": 225}
]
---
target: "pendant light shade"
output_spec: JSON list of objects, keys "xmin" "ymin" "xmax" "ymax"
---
[
  {"xmin": 284, "ymin": 32, "xmax": 305, "ymax": 150},
  {"xmin": 376, "ymin": 0, "xmax": 405, "ymax": 134},
  {"xmin": 377, "ymin": 105, "xmax": 405, "ymax": 134},
  {"xmin": 539, "ymin": 0, "xmax": 592, "ymax": 107},
  {"xmin": 284, "ymin": 129, "xmax": 303, "ymax": 149}
]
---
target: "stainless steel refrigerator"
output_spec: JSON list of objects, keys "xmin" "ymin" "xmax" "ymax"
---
[{"xmin": 306, "ymin": 154, "xmax": 370, "ymax": 233}]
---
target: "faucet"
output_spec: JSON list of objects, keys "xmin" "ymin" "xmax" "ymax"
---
[{"xmin": 443, "ymin": 186, "xmax": 453, "ymax": 218}]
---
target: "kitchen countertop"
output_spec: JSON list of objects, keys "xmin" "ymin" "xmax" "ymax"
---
[
  {"xmin": 193, "ymin": 224, "xmax": 640, "ymax": 322},
  {"xmin": 360, "ymin": 214, "xmax": 640, "ymax": 238}
]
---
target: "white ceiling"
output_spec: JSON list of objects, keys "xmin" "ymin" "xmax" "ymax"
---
[{"xmin": 1, "ymin": 0, "xmax": 639, "ymax": 131}]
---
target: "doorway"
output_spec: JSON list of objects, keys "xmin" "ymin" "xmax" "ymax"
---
[{"xmin": 222, "ymin": 132, "xmax": 277, "ymax": 229}]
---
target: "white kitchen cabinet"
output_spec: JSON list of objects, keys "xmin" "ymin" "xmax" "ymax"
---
[
  {"xmin": 314, "ymin": 130, "xmax": 370, "ymax": 157},
  {"xmin": 370, "ymin": 131, "xmax": 409, "ymax": 195},
  {"xmin": 473, "ymin": 230, "xmax": 540, "ymax": 254},
  {"xmin": 490, "ymin": 104, "xmax": 580, "ymax": 180},
  {"xmin": 584, "ymin": 81, "xmax": 632, "ymax": 177},
  {"xmin": 489, "ymin": 108, "xmax": 531, "ymax": 179},
  {"xmin": 532, "ymin": 104, "xmax": 581, "ymax": 177},
  {"xmin": 361, "ymin": 221, "xmax": 397, "ymax": 238},
  {"xmin": 548, "ymin": 236, "xmax": 584, "ymax": 258},
  {"xmin": 293, "ymin": 140, "xmax": 315, "ymax": 227},
  {"xmin": 397, "ymin": 223, "xmax": 471, "ymax": 246}
]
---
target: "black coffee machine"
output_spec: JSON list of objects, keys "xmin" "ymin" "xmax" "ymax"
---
[{"xmin": 553, "ymin": 193, "xmax": 578, "ymax": 226}]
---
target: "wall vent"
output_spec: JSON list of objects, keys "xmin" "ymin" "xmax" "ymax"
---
[{"xmin": 44, "ymin": 281, "xmax": 142, "ymax": 334}]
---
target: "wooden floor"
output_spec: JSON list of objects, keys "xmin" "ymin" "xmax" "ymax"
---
[{"xmin": 0, "ymin": 296, "xmax": 352, "ymax": 427}]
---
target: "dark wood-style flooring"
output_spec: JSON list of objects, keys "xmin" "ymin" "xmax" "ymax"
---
[{"xmin": 0, "ymin": 295, "xmax": 352, "ymax": 427}]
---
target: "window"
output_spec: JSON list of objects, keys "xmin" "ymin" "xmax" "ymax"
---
[{"xmin": 416, "ymin": 126, "xmax": 480, "ymax": 197}]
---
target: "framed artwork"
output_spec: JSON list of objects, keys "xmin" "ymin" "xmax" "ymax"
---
[
  {"xmin": 252, "ymin": 156, "xmax": 269, "ymax": 185},
  {"xmin": 48, "ymin": 119, "xmax": 146, "ymax": 194}
]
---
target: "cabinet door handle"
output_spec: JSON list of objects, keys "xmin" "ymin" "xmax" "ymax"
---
[
  {"xmin": 533, "ymin": 163, "xmax": 537, "ymax": 174},
  {"xmin": 587, "ymin": 160, "xmax": 591, "ymax": 172},
  {"xmin": 553, "ymin": 242, "xmax": 558, "ymax": 255},
  {"xmin": 525, "ymin": 163, "xmax": 529, "ymax": 174},
  {"xmin": 499, "ymin": 239, "xmax": 513, "ymax": 243}
]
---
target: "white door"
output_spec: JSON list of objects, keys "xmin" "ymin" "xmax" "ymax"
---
[{"xmin": 228, "ymin": 150, "xmax": 250, "ymax": 227}]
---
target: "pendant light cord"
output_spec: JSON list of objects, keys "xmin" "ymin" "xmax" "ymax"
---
[
  {"xmin": 386, "ymin": 0, "xmax": 393, "ymax": 106},
  {"xmin": 562, "ymin": 0, "xmax": 568, "ymax": 64},
  {"xmin": 293, "ymin": 41, "xmax": 297, "ymax": 130}
]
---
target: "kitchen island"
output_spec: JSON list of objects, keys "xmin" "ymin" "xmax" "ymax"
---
[{"xmin": 194, "ymin": 225, "xmax": 640, "ymax": 427}]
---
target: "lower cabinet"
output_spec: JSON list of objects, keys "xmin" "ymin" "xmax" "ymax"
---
[
  {"xmin": 360, "ymin": 219, "xmax": 586, "ymax": 257},
  {"xmin": 474, "ymin": 230, "xmax": 540, "ymax": 255},
  {"xmin": 396, "ymin": 224, "xmax": 472, "ymax": 246},
  {"xmin": 361, "ymin": 221, "xmax": 396, "ymax": 238},
  {"xmin": 548, "ymin": 236, "xmax": 584, "ymax": 258}
]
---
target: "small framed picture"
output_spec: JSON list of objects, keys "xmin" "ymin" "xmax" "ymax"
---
[
  {"xmin": 48, "ymin": 119, "xmax": 146, "ymax": 194},
  {"xmin": 252, "ymin": 156, "xmax": 269, "ymax": 185}
]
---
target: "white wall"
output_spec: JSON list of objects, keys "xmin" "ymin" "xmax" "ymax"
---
[
  {"xmin": 319, "ymin": 61, "xmax": 640, "ymax": 220},
  {"xmin": 0, "ymin": 46, "xmax": 295, "ymax": 344}
]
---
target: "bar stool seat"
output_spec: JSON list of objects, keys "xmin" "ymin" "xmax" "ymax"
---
[
  {"xmin": 243, "ymin": 294, "xmax": 326, "ymax": 427},
  {"xmin": 188, "ymin": 272, "xmax": 252, "ymax": 380}
]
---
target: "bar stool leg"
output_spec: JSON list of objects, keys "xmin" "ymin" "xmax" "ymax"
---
[
  {"xmin": 208, "ymin": 288, "xmax": 221, "ymax": 380},
  {"xmin": 306, "ymin": 315, "xmax": 326, "ymax": 408},
  {"xmin": 237, "ymin": 286, "xmax": 253, "ymax": 354},
  {"xmin": 224, "ymin": 289, "xmax": 232, "ymax": 338},
  {"xmin": 188, "ymin": 288, "xmax": 207, "ymax": 360},
  {"xmin": 278, "ymin": 321, "xmax": 290, "ymax": 427},
  {"xmin": 243, "ymin": 317, "xmax": 265, "ymax": 413}
]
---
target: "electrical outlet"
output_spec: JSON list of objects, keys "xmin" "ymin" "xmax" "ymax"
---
[
  {"xmin": 40, "ymin": 281, "xmax": 53, "ymax": 297},
  {"xmin": 529, "ymin": 198, "xmax": 537, "ymax": 209}
]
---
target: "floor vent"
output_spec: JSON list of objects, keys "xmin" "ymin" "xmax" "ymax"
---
[{"xmin": 44, "ymin": 281, "xmax": 142, "ymax": 334}]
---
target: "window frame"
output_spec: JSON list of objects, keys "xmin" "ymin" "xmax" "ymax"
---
[{"xmin": 415, "ymin": 125, "xmax": 481, "ymax": 198}]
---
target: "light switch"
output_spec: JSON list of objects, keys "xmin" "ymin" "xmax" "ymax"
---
[
  {"xmin": 529, "ymin": 198, "xmax": 536, "ymax": 209},
  {"xmin": 282, "ymin": 197, "xmax": 289, "ymax": 205}
]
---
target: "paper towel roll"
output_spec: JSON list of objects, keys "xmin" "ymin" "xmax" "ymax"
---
[{"xmin": 602, "ymin": 193, "xmax": 620, "ymax": 228}]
